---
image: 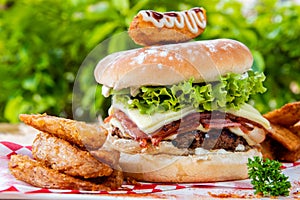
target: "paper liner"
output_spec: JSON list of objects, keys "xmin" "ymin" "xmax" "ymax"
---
[{"xmin": 0, "ymin": 141, "xmax": 299, "ymax": 198}]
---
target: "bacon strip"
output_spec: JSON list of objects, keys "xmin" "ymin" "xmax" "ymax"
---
[
  {"xmin": 111, "ymin": 110, "xmax": 148, "ymax": 147},
  {"xmin": 109, "ymin": 109, "xmax": 255, "ymax": 147},
  {"xmin": 200, "ymin": 119, "xmax": 241, "ymax": 129}
]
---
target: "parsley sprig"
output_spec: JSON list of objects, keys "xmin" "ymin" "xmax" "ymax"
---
[{"xmin": 247, "ymin": 156, "xmax": 291, "ymax": 197}]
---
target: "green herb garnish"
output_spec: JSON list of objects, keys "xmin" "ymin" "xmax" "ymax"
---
[{"xmin": 247, "ymin": 156, "xmax": 291, "ymax": 197}]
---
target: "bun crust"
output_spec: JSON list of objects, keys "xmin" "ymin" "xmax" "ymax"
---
[
  {"xmin": 119, "ymin": 149, "xmax": 261, "ymax": 182},
  {"xmin": 128, "ymin": 8, "xmax": 207, "ymax": 46},
  {"xmin": 94, "ymin": 39, "xmax": 253, "ymax": 90}
]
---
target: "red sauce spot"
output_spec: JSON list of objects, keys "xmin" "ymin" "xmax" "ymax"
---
[
  {"xmin": 151, "ymin": 11, "xmax": 163, "ymax": 20},
  {"xmin": 165, "ymin": 12, "xmax": 178, "ymax": 17},
  {"xmin": 192, "ymin": 8, "xmax": 203, "ymax": 13}
]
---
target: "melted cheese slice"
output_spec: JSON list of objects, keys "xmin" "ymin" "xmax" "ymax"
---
[
  {"xmin": 226, "ymin": 103, "xmax": 270, "ymax": 130},
  {"xmin": 111, "ymin": 102, "xmax": 196, "ymax": 134},
  {"xmin": 110, "ymin": 98, "xmax": 270, "ymax": 137}
]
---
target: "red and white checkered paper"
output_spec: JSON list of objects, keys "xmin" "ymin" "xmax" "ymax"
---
[{"xmin": 0, "ymin": 141, "xmax": 300, "ymax": 197}]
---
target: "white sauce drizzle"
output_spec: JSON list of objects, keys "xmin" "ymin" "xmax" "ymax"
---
[
  {"xmin": 139, "ymin": 7, "xmax": 206, "ymax": 34},
  {"xmin": 101, "ymin": 85, "xmax": 111, "ymax": 97}
]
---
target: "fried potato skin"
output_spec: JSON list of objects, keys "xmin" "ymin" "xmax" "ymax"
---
[
  {"xmin": 265, "ymin": 123, "xmax": 300, "ymax": 151},
  {"xmin": 290, "ymin": 121, "xmax": 300, "ymax": 137},
  {"xmin": 263, "ymin": 102, "xmax": 300, "ymax": 127},
  {"xmin": 8, "ymin": 155, "xmax": 112, "ymax": 191},
  {"xmin": 19, "ymin": 114, "xmax": 107, "ymax": 150},
  {"xmin": 261, "ymin": 137, "xmax": 300, "ymax": 162},
  {"xmin": 90, "ymin": 149, "xmax": 120, "ymax": 168},
  {"xmin": 261, "ymin": 101, "xmax": 300, "ymax": 162},
  {"xmin": 32, "ymin": 132, "xmax": 113, "ymax": 178},
  {"xmin": 95, "ymin": 165, "xmax": 124, "ymax": 190},
  {"xmin": 12, "ymin": 114, "xmax": 124, "ymax": 190}
]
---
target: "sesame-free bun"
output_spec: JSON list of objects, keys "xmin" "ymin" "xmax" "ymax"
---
[
  {"xmin": 119, "ymin": 149, "xmax": 261, "ymax": 183},
  {"xmin": 94, "ymin": 39, "xmax": 253, "ymax": 90}
]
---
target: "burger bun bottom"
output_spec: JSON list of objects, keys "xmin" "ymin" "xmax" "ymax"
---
[{"xmin": 119, "ymin": 149, "xmax": 261, "ymax": 183}]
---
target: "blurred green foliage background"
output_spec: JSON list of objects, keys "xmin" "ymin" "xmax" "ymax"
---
[{"xmin": 0, "ymin": 0, "xmax": 299, "ymax": 123}]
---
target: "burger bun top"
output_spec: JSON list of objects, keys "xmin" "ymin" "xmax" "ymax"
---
[{"xmin": 94, "ymin": 39, "xmax": 253, "ymax": 90}]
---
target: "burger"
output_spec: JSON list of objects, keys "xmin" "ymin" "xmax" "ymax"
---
[{"xmin": 94, "ymin": 38, "xmax": 270, "ymax": 182}]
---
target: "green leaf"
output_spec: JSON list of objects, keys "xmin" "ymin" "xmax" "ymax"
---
[
  {"xmin": 4, "ymin": 96, "xmax": 31, "ymax": 123},
  {"xmin": 86, "ymin": 22, "xmax": 118, "ymax": 48},
  {"xmin": 111, "ymin": 0, "xmax": 129, "ymax": 14},
  {"xmin": 252, "ymin": 51, "xmax": 265, "ymax": 72},
  {"xmin": 107, "ymin": 31, "xmax": 138, "ymax": 54},
  {"xmin": 115, "ymin": 71, "xmax": 267, "ymax": 115}
]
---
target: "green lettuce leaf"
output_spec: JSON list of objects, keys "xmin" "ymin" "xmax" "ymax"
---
[{"xmin": 115, "ymin": 71, "xmax": 266, "ymax": 115}]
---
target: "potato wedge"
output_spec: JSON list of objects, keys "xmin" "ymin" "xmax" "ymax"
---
[
  {"xmin": 290, "ymin": 120, "xmax": 300, "ymax": 137},
  {"xmin": 19, "ymin": 114, "xmax": 107, "ymax": 150},
  {"xmin": 263, "ymin": 102, "xmax": 300, "ymax": 127},
  {"xmin": 9, "ymin": 155, "xmax": 112, "ymax": 191},
  {"xmin": 261, "ymin": 136, "xmax": 300, "ymax": 162},
  {"xmin": 266, "ymin": 123, "xmax": 300, "ymax": 151},
  {"xmin": 276, "ymin": 146, "xmax": 300, "ymax": 162}
]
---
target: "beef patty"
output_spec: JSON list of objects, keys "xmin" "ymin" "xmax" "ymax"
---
[
  {"xmin": 171, "ymin": 129, "xmax": 251, "ymax": 151},
  {"xmin": 112, "ymin": 127, "xmax": 251, "ymax": 152}
]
